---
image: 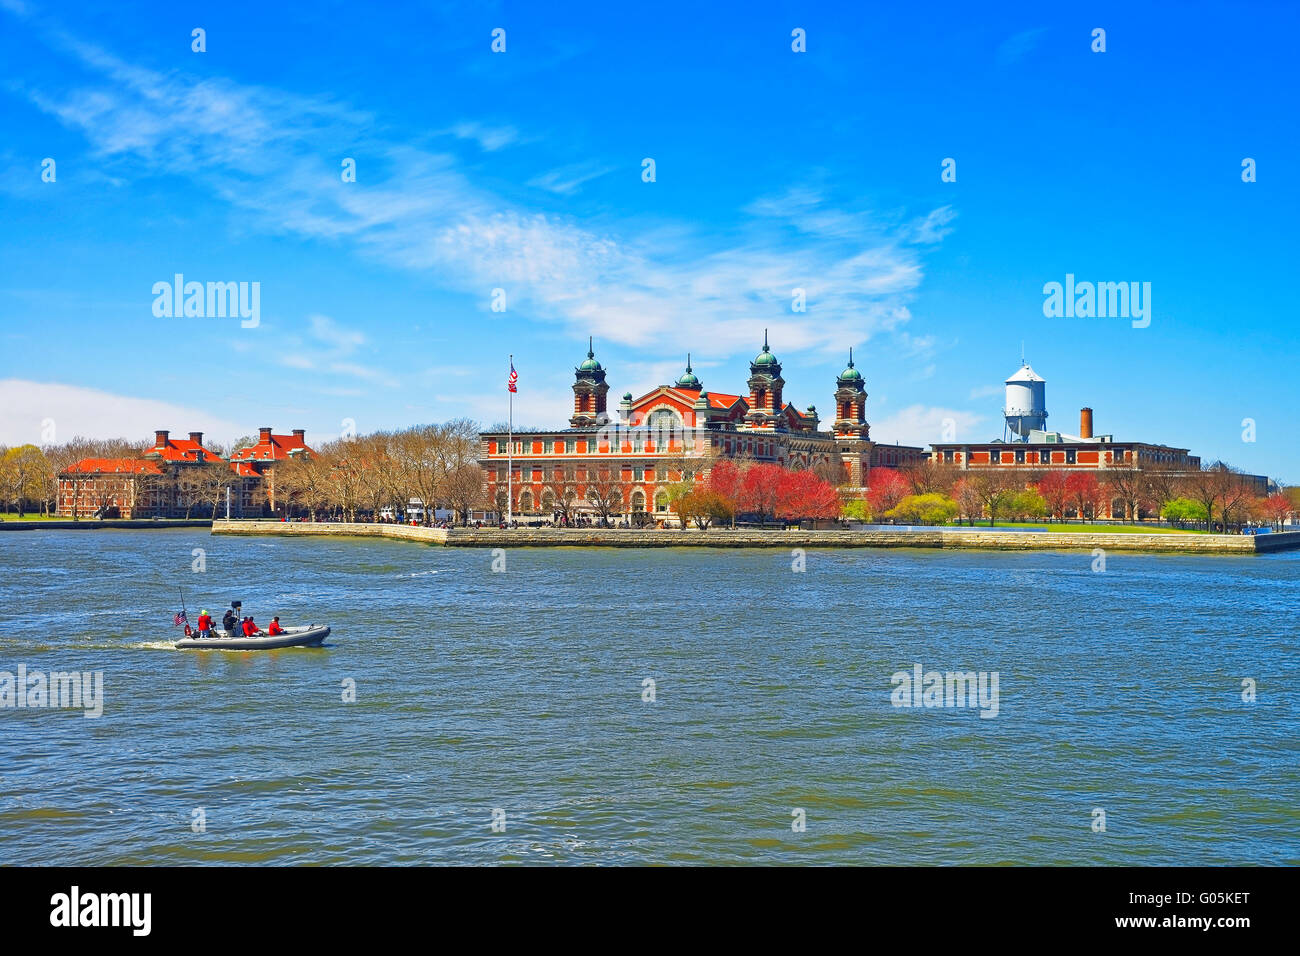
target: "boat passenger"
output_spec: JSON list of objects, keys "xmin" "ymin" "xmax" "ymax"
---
[
  {"xmin": 242, "ymin": 616, "xmax": 262, "ymax": 637},
  {"xmin": 222, "ymin": 608, "xmax": 237, "ymax": 634},
  {"xmin": 268, "ymin": 616, "xmax": 285, "ymax": 636},
  {"xmin": 197, "ymin": 609, "xmax": 213, "ymax": 639}
]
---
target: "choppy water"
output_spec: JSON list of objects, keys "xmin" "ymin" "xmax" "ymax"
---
[{"xmin": 0, "ymin": 529, "xmax": 1296, "ymax": 865}]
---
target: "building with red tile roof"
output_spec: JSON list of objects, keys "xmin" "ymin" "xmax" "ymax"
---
[{"xmin": 57, "ymin": 426, "xmax": 314, "ymax": 518}]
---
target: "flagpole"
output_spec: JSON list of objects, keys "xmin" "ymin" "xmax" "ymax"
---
[{"xmin": 507, "ymin": 353, "xmax": 513, "ymax": 526}]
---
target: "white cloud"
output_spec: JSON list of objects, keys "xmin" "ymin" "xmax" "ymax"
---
[
  {"xmin": 12, "ymin": 26, "xmax": 957, "ymax": 365},
  {"xmin": 443, "ymin": 121, "xmax": 519, "ymax": 152},
  {"xmin": 871, "ymin": 404, "xmax": 985, "ymax": 447},
  {"xmin": 0, "ymin": 379, "xmax": 246, "ymax": 446},
  {"xmin": 527, "ymin": 161, "xmax": 615, "ymax": 195},
  {"xmin": 308, "ymin": 313, "xmax": 366, "ymax": 353},
  {"xmin": 969, "ymin": 384, "xmax": 1003, "ymax": 399}
]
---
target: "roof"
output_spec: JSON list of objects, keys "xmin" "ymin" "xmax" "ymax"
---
[
  {"xmin": 707, "ymin": 392, "xmax": 743, "ymax": 409},
  {"xmin": 151, "ymin": 436, "xmax": 217, "ymax": 462},
  {"xmin": 63, "ymin": 458, "xmax": 164, "ymax": 475},
  {"xmin": 1005, "ymin": 364, "xmax": 1045, "ymax": 383},
  {"xmin": 230, "ymin": 432, "xmax": 313, "ymax": 462}
]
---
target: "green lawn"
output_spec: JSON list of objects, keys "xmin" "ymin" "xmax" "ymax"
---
[
  {"xmin": 950, "ymin": 521, "xmax": 1207, "ymax": 534},
  {"xmin": 0, "ymin": 513, "xmax": 63, "ymax": 521}
]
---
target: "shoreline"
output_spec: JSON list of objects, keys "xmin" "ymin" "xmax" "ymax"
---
[
  {"xmin": 208, "ymin": 520, "xmax": 1300, "ymax": 554},
  {"xmin": 0, "ymin": 519, "xmax": 213, "ymax": 531}
]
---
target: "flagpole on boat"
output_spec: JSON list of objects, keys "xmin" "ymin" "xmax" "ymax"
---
[{"xmin": 507, "ymin": 353, "xmax": 513, "ymax": 527}]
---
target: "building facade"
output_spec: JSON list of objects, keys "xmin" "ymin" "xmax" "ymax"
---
[
  {"xmin": 480, "ymin": 337, "xmax": 926, "ymax": 520},
  {"xmin": 57, "ymin": 427, "xmax": 313, "ymax": 518}
]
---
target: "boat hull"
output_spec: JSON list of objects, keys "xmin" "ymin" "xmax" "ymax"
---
[{"xmin": 175, "ymin": 625, "xmax": 331, "ymax": 650}]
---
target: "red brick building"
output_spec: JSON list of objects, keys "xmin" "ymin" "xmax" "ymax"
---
[
  {"xmin": 481, "ymin": 336, "xmax": 926, "ymax": 520},
  {"xmin": 57, "ymin": 427, "xmax": 313, "ymax": 518}
]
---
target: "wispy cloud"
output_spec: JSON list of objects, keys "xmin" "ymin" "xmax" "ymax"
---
[
  {"xmin": 442, "ymin": 121, "xmax": 519, "ymax": 152},
  {"xmin": 527, "ymin": 161, "xmax": 615, "ymax": 195},
  {"xmin": 9, "ymin": 14, "xmax": 956, "ymax": 363},
  {"xmin": 996, "ymin": 27, "xmax": 1049, "ymax": 66}
]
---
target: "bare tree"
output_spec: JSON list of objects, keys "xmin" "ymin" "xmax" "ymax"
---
[{"xmin": 584, "ymin": 466, "xmax": 625, "ymax": 525}]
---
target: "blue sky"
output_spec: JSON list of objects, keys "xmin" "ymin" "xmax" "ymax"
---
[{"xmin": 1, "ymin": 0, "xmax": 1296, "ymax": 481}]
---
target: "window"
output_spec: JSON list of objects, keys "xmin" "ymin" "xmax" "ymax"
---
[
  {"xmin": 543, "ymin": 441, "xmax": 553, "ymax": 454},
  {"xmin": 989, "ymin": 451, "xmax": 1001, "ymax": 464},
  {"xmin": 633, "ymin": 467, "xmax": 644, "ymax": 481},
  {"xmin": 1066, "ymin": 449, "xmax": 1077, "ymax": 464},
  {"xmin": 943, "ymin": 449, "xmax": 954, "ymax": 463},
  {"xmin": 1015, "ymin": 449, "xmax": 1025, "ymax": 464},
  {"xmin": 565, "ymin": 440, "xmax": 576, "ymax": 454},
  {"xmin": 655, "ymin": 467, "xmax": 668, "ymax": 481}
]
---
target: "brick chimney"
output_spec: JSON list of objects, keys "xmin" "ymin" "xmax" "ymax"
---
[
  {"xmin": 155, "ymin": 429, "xmax": 169, "ymax": 447},
  {"xmin": 259, "ymin": 427, "xmax": 273, "ymax": 443},
  {"xmin": 1080, "ymin": 407, "xmax": 1093, "ymax": 440},
  {"xmin": 189, "ymin": 431, "xmax": 203, "ymax": 445},
  {"xmin": 292, "ymin": 429, "xmax": 305, "ymax": 439}
]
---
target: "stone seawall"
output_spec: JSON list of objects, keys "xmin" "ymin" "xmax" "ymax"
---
[
  {"xmin": 211, "ymin": 521, "xmax": 448, "ymax": 544},
  {"xmin": 0, "ymin": 519, "xmax": 213, "ymax": 531},
  {"xmin": 210, "ymin": 521, "xmax": 1300, "ymax": 554}
]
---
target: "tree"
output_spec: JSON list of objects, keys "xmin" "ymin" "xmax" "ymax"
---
[
  {"xmin": 443, "ymin": 463, "xmax": 486, "ymax": 525},
  {"xmin": 775, "ymin": 469, "xmax": 842, "ymax": 523},
  {"xmin": 584, "ymin": 467, "xmax": 625, "ymax": 525},
  {"xmin": 1008, "ymin": 488, "xmax": 1048, "ymax": 521},
  {"xmin": 952, "ymin": 478, "xmax": 983, "ymax": 526},
  {"xmin": 969, "ymin": 470, "xmax": 1023, "ymax": 526},
  {"xmin": 1183, "ymin": 466, "xmax": 1222, "ymax": 532},
  {"xmin": 1036, "ymin": 470, "xmax": 1071, "ymax": 523},
  {"xmin": 1261, "ymin": 492, "xmax": 1293, "ymax": 531},
  {"xmin": 898, "ymin": 459, "xmax": 958, "ymax": 497},
  {"xmin": 1161, "ymin": 497, "xmax": 1207, "ymax": 529},
  {"xmin": 0, "ymin": 445, "xmax": 49, "ymax": 517},
  {"xmin": 841, "ymin": 498, "xmax": 872, "ymax": 523},
  {"xmin": 886, "ymin": 493, "xmax": 959, "ymax": 525},
  {"xmin": 706, "ymin": 459, "xmax": 746, "ymax": 528},
  {"xmin": 866, "ymin": 468, "xmax": 910, "ymax": 519},
  {"xmin": 1211, "ymin": 466, "xmax": 1256, "ymax": 532},
  {"xmin": 1104, "ymin": 467, "xmax": 1146, "ymax": 523},
  {"xmin": 676, "ymin": 488, "xmax": 732, "ymax": 529},
  {"xmin": 1065, "ymin": 472, "xmax": 1104, "ymax": 523},
  {"xmin": 736, "ymin": 463, "xmax": 784, "ymax": 526}
]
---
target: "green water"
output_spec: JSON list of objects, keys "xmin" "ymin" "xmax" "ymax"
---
[{"xmin": 0, "ymin": 529, "xmax": 1296, "ymax": 864}]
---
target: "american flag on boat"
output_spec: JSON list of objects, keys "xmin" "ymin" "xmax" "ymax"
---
[
  {"xmin": 507, "ymin": 361, "xmax": 518, "ymax": 393},
  {"xmin": 173, "ymin": 610, "xmax": 188, "ymax": 627}
]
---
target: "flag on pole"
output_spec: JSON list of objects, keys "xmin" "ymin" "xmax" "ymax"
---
[
  {"xmin": 173, "ymin": 610, "xmax": 188, "ymax": 627},
  {"xmin": 508, "ymin": 361, "xmax": 518, "ymax": 393}
]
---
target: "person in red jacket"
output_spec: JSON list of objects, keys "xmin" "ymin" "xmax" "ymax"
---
[
  {"xmin": 196, "ymin": 609, "xmax": 213, "ymax": 640},
  {"xmin": 242, "ymin": 616, "xmax": 262, "ymax": 637},
  {"xmin": 268, "ymin": 616, "xmax": 285, "ymax": 636}
]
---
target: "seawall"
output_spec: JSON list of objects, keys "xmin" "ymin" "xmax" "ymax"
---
[
  {"xmin": 209, "ymin": 521, "xmax": 1300, "ymax": 554},
  {"xmin": 0, "ymin": 519, "xmax": 214, "ymax": 531}
]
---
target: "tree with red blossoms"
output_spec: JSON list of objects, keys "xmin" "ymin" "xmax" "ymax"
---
[{"xmin": 866, "ymin": 468, "xmax": 910, "ymax": 521}]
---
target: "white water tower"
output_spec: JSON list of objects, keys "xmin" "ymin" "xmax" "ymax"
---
[{"xmin": 1004, "ymin": 363, "xmax": 1047, "ymax": 441}]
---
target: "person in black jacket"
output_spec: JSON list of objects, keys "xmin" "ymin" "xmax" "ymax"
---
[{"xmin": 221, "ymin": 608, "xmax": 237, "ymax": 635}]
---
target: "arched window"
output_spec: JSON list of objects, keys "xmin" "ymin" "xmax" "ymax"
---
[
  {"xmin": 631, "ymin": 490, "xmax": 646, "ymax": 512},
  {"xmin": 654, "ymin": 491, "xmax": 670, "ymax": 513},
  {"xmin": 519, "ymin": 490, "xmax": 533, "ymax": 513},
  {"xmin": 541, "ymin": 489, "xmax": 555, "ymax": 511}
]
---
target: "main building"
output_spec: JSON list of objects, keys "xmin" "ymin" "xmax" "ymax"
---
[{"xmin": 480, "ymin": 335, "xmax": 925, "ymax": 519}]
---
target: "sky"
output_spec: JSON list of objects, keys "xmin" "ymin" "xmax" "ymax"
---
[{"xmin": 0, "ymin": 0, "xmax": 1296, "ymax": 481}]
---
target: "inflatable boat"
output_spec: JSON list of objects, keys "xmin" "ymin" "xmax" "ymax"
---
[{"xmin": 175, "ymin": 624, "xmax": 331, "ymax": 650}]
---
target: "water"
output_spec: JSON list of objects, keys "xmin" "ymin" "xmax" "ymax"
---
[{"xmin": 1, "ymin": 529, "xmax": 1296, "ymax": 865}]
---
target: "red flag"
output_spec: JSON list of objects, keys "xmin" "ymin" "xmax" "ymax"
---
[{"xmin": 508, "ymin": 361, "xmax": 518, "ymax": 393}]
